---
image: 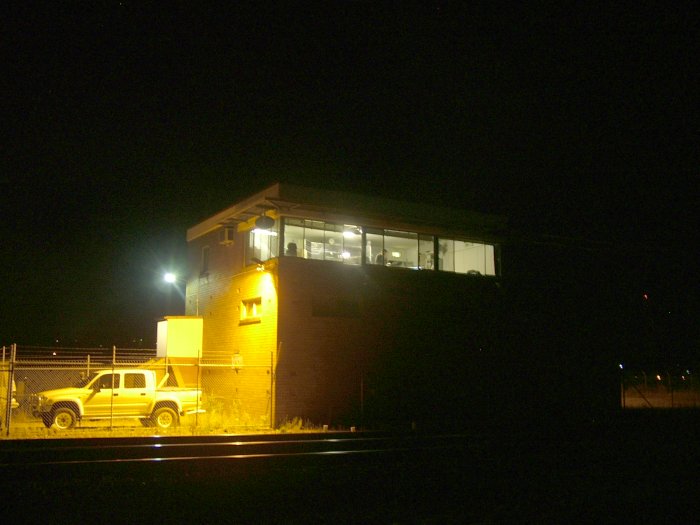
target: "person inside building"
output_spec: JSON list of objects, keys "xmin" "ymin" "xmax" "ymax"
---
[
  {"xmin": 375, "ymin": 249, "xmax": 387, "ymax": 265},
  {"xmin": 286, "ymin": 242, "xmax": 298, "ymax": 257}
]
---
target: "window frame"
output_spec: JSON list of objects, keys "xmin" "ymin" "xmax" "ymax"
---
[{"xmin": 240, "ymin": 296, "xmax": 263, "ymax": 325}]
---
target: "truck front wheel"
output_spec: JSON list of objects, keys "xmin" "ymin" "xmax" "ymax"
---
[
  {"xmin": 152, "ymin": 407, "xmax": 179, "ymax": 429},
  {"xmin": 52, "ymin": 408, "xmax": 77, "ymax": 430}
]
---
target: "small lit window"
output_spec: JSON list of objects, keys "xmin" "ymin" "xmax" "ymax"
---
[{"xmin": 241, "ymin": 297, "xmax": 262, "ymax": 323}]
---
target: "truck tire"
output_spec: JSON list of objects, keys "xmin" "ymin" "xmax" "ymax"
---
[
  {"xmin": 52, "ymin": 407, "xmax": 77, "ymax": 430},
  {"xmin": 152, "ymin": 407, "xmax": 179, "ymax": 429}
]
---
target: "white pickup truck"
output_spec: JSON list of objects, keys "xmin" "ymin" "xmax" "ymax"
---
[{"xmin": 30, "ymin": 369, "xmax": 203, "ymax": 430}]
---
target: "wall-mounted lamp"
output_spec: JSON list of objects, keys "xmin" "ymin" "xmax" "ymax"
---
[{"xmin": 255, "ymin": 215, "xmax": 275, "ymax": 230}]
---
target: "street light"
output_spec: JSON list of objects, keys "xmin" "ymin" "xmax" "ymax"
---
[
  {"xmin": 163, "ymin": 272, "xmax": 186, "ymax": 315},
  {"xmin": 163, "ymin": 272, "xmax": 198, "ymax": 315}
]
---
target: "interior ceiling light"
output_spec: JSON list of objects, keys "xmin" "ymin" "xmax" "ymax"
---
[
  {"xmin": 252, "ymin": 228, "xmax": 278, "ymax": 236},
  {"xmin": 343, "ymin": 227, "xmax": 361, "ymax": 239}
]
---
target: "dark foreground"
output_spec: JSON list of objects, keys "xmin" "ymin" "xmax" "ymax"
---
[{"xmin": 2, "ymin": 411, "xmax": 699, "ymax": 524}]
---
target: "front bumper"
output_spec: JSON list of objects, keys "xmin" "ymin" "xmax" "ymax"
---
[{"xmin": 30, "ymin": 395, "xmax": 49, "ymax": 417}]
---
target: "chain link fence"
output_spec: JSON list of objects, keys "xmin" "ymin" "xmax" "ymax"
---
[
  {"xmin": 6, "ymin": 345, "xmax": 699, "ymax": 438},
  {"xmin": 2, "ymin": 345, "xmax": 273, "ymax": 438},
  {"xmin": 621, "ymin": 367, "xmax": 700, "ymax": 408}
]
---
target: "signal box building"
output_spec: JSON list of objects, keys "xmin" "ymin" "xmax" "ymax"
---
[{"xmin": 185, "ymin": 183, "xmax": 617, "ymax": 429}]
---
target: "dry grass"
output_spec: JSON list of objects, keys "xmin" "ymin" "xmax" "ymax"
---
[{"xmin": 1, "ymin": 414, "xmax": 275, "ymax": 440}]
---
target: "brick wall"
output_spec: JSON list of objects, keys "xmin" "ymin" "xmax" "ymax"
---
[{"xmin": 188, "ymin": 229, "xmax": 278, "ymax": 427}]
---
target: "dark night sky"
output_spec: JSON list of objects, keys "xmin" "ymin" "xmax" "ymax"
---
[{"xmin": 1, "ymin": 2, "xmax": 697, "ymax": 348}]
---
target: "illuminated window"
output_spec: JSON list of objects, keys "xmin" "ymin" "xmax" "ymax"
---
[
  {"xmin": 284, "ymin": 219, "xmax": 304, "ymax": 257},
  {"xmin": 367, "ymin": 228, "xmax": 426, "ymax": 269},
  {"xmin": 284, "ymin": 219, "xmax": 361, "ymax": 265},
  {"xmin": 438, "ymin": 239, "xmax": 454, "ymax": 271},
  {"xmin": 454, "ymin": 241, "xmax": 496, "ymax": 275},
  {"xmin": 303, "ymin": 220, "xmax": 325, "ymax": 260},
  {"xmin": 440, "ymin": 239, "xmax": 497, "ymax": 275},
  {"xmin": 241, "ymin": 297, "xmax": 262, "ymax": 323},
  {"xmin": 281, "ymin": 216, "xmax": 498, "ymax": 276},
  {"xmin": 245, "ymin": 220, "xmax": 279, "ymax": 265},
  {"xmin": 383, "ymin": 230, "xmax": 418, "ymax": 268},
  {"xmin": 365, "ymin": 227, "xmax": 384, "ymax": 265},
  {"xmin": 341, "ymin": 225, "xmax": 362, "ymax": 265},
  {"xmin": 418, "ymin": 234, "xmax": 434, "ymax": 269}
]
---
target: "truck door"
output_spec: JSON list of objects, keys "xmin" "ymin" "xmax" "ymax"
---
[
  {"xmin": 119, "ymin": 372, "xmax": 152, "ymax": 416},
  {"xmin": 83, "ymin": 373, "xmax": 120, "ymax": 417}
]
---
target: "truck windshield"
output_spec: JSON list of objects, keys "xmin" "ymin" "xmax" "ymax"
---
[{"xmin": 75, "ymin": 372, "xmax": 100, "ymax": 388}]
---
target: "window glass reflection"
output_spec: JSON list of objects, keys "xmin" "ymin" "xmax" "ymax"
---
[
  {"xmin": 383, "ymin": 230, "xmax": 418, "ymax": 268},
  {"xmin": 438, "ymin": 239, "xmax": 454, "ymax": 271},
  {"xmin": 246, "ymin": 219, "xmax": 278, "ymax": 265},
  {"xmin": 342, "ymin": 225, "xmax": 362, "ymax": 265},
  {"xmin": 284, "ymin": 220, "xmax": 303, "ymax": 257},
  {"xmin": 324, "ymin": 223, "xmax": 344, "ymax": 262},
  {"xmin": 281, "ymin": 218, "xmax": 497, "ymax": 276},
  {"xmin": 365, "ymin": 228, "xmax": 384, "ymax": 265},
  {"xmin": 418, "ymin": 234, "xmax": 434, "ymax": 269}
]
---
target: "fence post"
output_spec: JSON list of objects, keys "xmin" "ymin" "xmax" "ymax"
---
[
  {"xmin": 360, "ymin": 371, "xmax": 364, "ymax": 429},
  {"xmin": 110, "ymin": 345, "xmax": 116, "ymax": 430},
  {"xmin": 271, "ymin": 346, "xmax": 278, "ymax": 430},
  {"xmin": 4, "ymin": 344, "xmax": 17, "ymax": 436},
  {"xmin": 195, "ymin": 348, "xmax": 201, "ymax": 431}
]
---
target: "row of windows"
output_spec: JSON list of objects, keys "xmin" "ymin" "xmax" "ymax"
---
[{"xmin": 246, "ymin": 217, "xmax": 498, "ymax": 276}]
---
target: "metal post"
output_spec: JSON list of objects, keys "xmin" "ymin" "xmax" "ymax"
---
[
  {"xmin": 4, "ymin": 344, "xmax": 16, "ymax": 436},
  {"xmin": 360, "ymin": 372, "xmax": 364, "ymax": 430},
  {"xmin": 195, "ymin": 346, "xmax": 201, "ymax": 431},
  {"xmin": 270, "ymin": 350, "xmax": 274, "ymax": 429},
  {"xmin": 620, "ymin": 369, "xmax": 626, "ymax": 408},
  {"xmin": 110, "ymin": 345, "xmax": 116, "ymax": 430},
  {"xmin": 271, "ymin": 344, "xmax": 279, "ymax": 429}
]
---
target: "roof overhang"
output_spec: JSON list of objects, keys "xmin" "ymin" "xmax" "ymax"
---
[{"xmin": 187, "ymin": 182, "xmax": 507, "ymax": 242}]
